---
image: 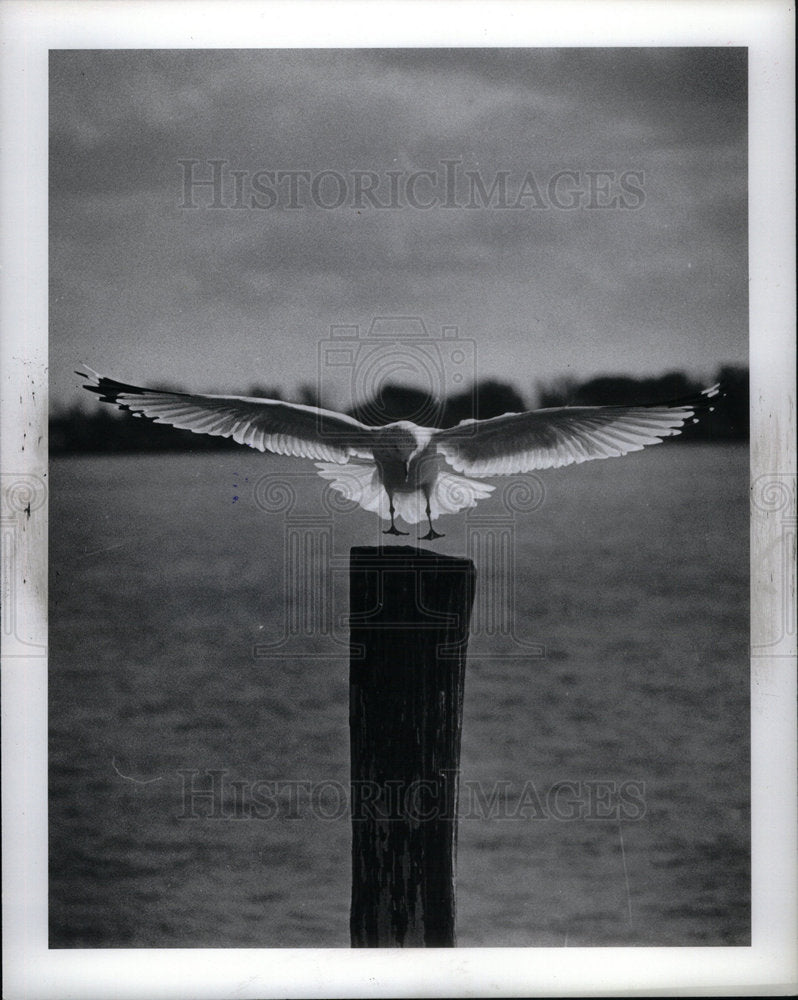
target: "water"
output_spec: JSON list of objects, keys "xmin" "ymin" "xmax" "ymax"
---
[{"xmin": 49, "ymin": 444, "xmax": 749, "ymax": 946}]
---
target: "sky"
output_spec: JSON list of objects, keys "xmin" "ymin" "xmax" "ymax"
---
[{"xmin": 49, "ymin": 48, "xmax": 747, "ymax": 412}]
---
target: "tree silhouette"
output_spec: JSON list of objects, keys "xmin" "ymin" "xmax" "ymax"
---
[{"xmin": 51, "ymin": 368, "xmax": 749, "ymax": 454}]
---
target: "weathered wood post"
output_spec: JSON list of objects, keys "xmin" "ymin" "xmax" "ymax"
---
[{"xmin": 349, "ymin": 545, "xmax": 476, "ymax": 947}]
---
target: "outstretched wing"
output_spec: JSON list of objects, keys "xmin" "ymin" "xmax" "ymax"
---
[
  {"xmin": 78, "ymin": 368, "xmax": 375, "ymax": 463},
  {"xmin": 433, "ymin": 385, "xmax": 720, "ymax": 476}
]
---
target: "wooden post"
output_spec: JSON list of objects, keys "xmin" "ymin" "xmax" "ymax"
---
[{"xmin": 349, "ymin": 545, "xmax": 476, "ymax": 947}]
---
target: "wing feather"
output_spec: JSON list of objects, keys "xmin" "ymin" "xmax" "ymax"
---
[
  {"xmin": 78, "ymin": 368, "xmax": 374, "ymax": 463},
  {"xmin": 434, "ymin": 385, "xmax": 719, "ymax": 475}
]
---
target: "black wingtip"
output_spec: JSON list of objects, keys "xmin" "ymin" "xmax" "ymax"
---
[
  {"xmin": 644, "ymin": 381, "xmax": 727, "ymax": 411},
  {"xmin": 77, "ymin": 367, "xmax": 150, "ymax": 411}
]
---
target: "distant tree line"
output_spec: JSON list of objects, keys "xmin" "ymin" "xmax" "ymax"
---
[
  {"xmin": 50, "ymin": 366, "xmax": 748, "ymax": 455},
  {"xmin": 536, "ymin": 366, "xmax": 749, "ymax": 442}
]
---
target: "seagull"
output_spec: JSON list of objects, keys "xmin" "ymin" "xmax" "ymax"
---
[{"xmin": 78, "ymin": 368, "xmax": 720, "ymax": 541}]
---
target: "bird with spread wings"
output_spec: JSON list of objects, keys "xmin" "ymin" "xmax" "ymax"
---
[{"xmin": 79, "ymin": 368, "xmax": 719, "ymax": 541}]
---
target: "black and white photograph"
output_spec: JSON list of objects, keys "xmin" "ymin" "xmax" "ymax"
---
[
  {"xmin": 49, "ymin": 43, "xmax": 751, "ymax": 946},
  {"xmin": 2, "ymin": 1, "xmax": 796, "ymax": 997}
]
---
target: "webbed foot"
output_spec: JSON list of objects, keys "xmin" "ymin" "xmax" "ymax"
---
[
  {"xmin": 419, "ymin": 528, "xmax": 445, "ymax": 540},
  {"xmin": 383, "ymin": 525, "xmax": 409, "ymax": 536}
]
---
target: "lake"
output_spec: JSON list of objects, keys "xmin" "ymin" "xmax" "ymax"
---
[{"xmin": 49, "ymin": 443, "xmax": 749, "ymax": 947}]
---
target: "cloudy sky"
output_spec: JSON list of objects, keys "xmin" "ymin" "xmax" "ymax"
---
[{"xmin": 50, "ymin": 48, "xmax": 747, "ymax": 412}]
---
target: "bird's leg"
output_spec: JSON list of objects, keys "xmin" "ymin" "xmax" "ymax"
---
[
  {"xmin": 383, "ymin": 495, "xmax": 408, "ymax": 536},
  {"xmin": 419, "ymin": 492, "xmax": 445, "ymax": 541}
]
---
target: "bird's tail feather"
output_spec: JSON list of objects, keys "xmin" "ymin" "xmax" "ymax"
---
[
  {"xmin": 314, "ymin": 464, "xmax": 494, "ymax": 523},
  {"xmin": 314, "ymin": 463, "xmax": 386, "ymax": 515},
  {"xmin": 428, "ymin": 470, "xmax": 495, "ymax": 519}
]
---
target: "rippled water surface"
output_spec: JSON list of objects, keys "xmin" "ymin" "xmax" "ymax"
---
[{"xmin": 49, "ymin": 444, "xmax": 749, "ymax": 947}]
